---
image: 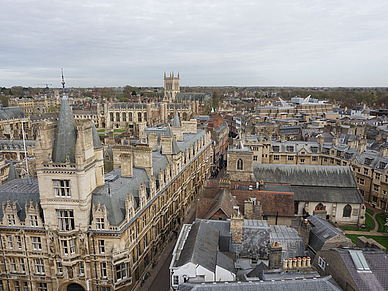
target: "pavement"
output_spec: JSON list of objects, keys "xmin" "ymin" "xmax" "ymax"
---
[{"xmin": 135, "ymin": 200, "xmax": 198, "ymax": 291}]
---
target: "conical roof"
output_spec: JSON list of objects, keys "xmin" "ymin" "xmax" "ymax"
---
[
  {"xmin": 7, "ymin": 161, "xmax": 18, "ymax": 182},
  {"xmin": 52, "ymin": 93, "xmax": 77, "ymax": 163},
  {"xmin": 92, "ymin": 122, "xmax": 102, "ymax": 149},
  {"xmin": 172, "ymin": 110, "xmax": 181, "ymax": 127}
]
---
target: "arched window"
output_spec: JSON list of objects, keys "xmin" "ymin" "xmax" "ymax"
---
[
  {"xmin": 343, "ymin": 204, "xmax": 352, "ymax": 218},
  {"xmin": 315, "ymin": 203, "xmax": 324, "ymax": 211},
  {"xmin": 237, "ymin": 159, "xmax": 243, "ymax": 170},
  {"xmin": 128, "ymin": 112, "xmax": 133, "ymax": 121}
]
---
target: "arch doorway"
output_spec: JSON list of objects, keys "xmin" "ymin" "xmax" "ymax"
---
[{"xmin": 67, "ymin": 283, "xmax": 85, "ymax": 291}]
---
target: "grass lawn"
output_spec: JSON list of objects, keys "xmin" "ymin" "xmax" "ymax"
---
[
  {"xmin": 366, "ymin": 208, "xmax": 375, "ymax": 216},
  {"xmin": 375, "ymin": 212, "xmax": 388, "ymax": 233},
  {"xmin": 114, "ymin": 129, "xmax": 126, "ymax": 133},
  {"xmin": 346, "ymin": 234, "xmax": 388, "ymax": 250},
  {"xmin": 97, "ymin": 129, "xmax": 105, "ymax": 132},
  {"xmin": 339, "ymin": 213, "xmax": 375, "ymax": 232}
]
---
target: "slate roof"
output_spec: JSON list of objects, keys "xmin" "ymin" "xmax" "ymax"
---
[
  {"xmin": 253, "ymin": 164, "xmax": 363, "ymax": 204},
  {"xmin": 92, "ymin": 167, "xmax": 148, "ymax": 226},
  {"xmin": 216, "ymin": 251, "xmax": 234, "ymax": 274},
  {"xmin": 92, "ymin": 122, "xmax": 102, "ymax": 149},
  {"xmin": 7, "ymin": 162, "xmax": 18, "ymax": 182},
  {"xmin": 0, "ymin": 106, "xmax": 25, "ymax": 121},
  {"xmin": 52, "ymin": 94, "xmax": 77, "ymax": 163},
  {"xmin": 200, "ymin": 189, "xmax": 238, "ymax": 220},
  {"xmin": 307, "ymin": 215, "xmax": 349, "ymax": 253},
  {"xmin": 172, "ymin": 111, "xmax": 182, "ymax": 127},
  {"xmin": 174, "ymin": 220, "xmax": 220, "ymax": 272},
  {"xmin": 246, "ymin": 261, "xmax": 268, "ymax": 279},
  {"xmin": 338, "ymin": 249, "xmax": 388, "ymax": 291},
  {"xmin": 178, "ymin": 276, "xmax": 341, "ymax": 291},
  {"xmin": 270, "ymin": 224, "xmax": 306, "ymax": 260},
  {"xmin": 94, "ymin": 127, "xmax": 206, "ymax": 226},
  {"xmin": 175, "ymin": 93, "xmax": 209, "ymax": 102},
  {"xmin": 0, "ymin": 178, "xmax": 40, "ymax": 222}
]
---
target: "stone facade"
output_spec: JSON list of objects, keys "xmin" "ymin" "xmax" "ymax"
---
[{"xmin": 0, "ymin": 93, "xmax": 213, "ymax": 291}]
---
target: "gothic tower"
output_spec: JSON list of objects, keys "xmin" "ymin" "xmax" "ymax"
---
[
  {"xmin": 163, "ymin": 71, "xmax": 180, "ymax": 102},
  {"xmin": 36, "ymin": 77, "xmax": 104, "ymax": 233}
]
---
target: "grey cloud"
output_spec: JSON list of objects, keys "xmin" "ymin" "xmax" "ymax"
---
[{"xmin": 0, "ymin": 0, "xmax": 387, "ymax": 87}]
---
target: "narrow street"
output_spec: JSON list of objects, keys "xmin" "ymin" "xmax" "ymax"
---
[{"xmin": 138, "ymin": 204, "xmax": 197, "ymax": 291}]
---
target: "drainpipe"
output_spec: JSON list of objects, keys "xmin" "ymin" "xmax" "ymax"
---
[{"xmin": 91, "ymin": 234, "xmax": 99, "ymax": 291}]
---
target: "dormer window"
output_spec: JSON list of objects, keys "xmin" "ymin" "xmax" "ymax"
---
[
  {"xmin": 273, "ymin": 146, "xmax": 280, "ymax": 152},
  {"xmin": 379, "ymin": 162, "xmax": 387, "ymax": 169},
  {"xmin": 53, "ymin": 180, "xmax": 71, "ymax": 197},
  {"xmin": 311, "ymin": 147, "xmax": 318, "ymax": 153},
  {"xmin": 287, "ymin": 146, "xmax": 294, "ymax": 152},
  {"xmin": 30, "ymin": 215, "xmax": 38, "ymax": 227},
  {"xmin": 364, "ymin": 158, "xmax": 373, "ymax": 166},
  {"xmin": 96, "ymin": 218, "xmax": 105, "ymax": 230}
]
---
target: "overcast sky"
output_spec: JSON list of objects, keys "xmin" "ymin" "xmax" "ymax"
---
[{"xmin": 1, "ymin": 0, "xmax": 387, "ymax": 88}]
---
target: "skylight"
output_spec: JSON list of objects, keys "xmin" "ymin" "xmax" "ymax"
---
[{"xmin": 349, "ymin": 250, "xmax": 371, "ymax": 272}]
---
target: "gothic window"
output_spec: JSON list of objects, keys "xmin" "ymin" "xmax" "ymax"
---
[
  {"xmin": 144, "ymin": 112, "xmax": 147, "ymax": 120},
  {"xmin": 57, "ymin": 210, "xmax": 75, "ymax": 231},
  {"xmin": 138, "ymin": 112, "xmax": 142, "ymax": 122},
  {"xmin": 128, "ymin": 112, "xmax": 133, "ymax": 121},
  {"xmin": 343, "ymin": 204, "xmax": 352, "ymax": 218},
  {"xmin": 116, "ymin": 112, "xmax": 120, "ymax": 122},
  {"xmin": 237, "ymin": 159, "xmax": 243, "ymax": 170},
  {"xmin": 53, "ymin": 180, "xmax": 71, "ymax": 197},
  {"xmin": 122, "ymin": 113, "xmax": 127, "ymax": 122},
  {"xmin": 110, "ymin": 113, "xmax": 114, "ymax": 122},
  {"xmin": 315, "ymin": 203, "xmax": 324, "ymax": 211}
]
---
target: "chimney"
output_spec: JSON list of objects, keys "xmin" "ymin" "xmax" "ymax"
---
[
  {"xmin": 380, "ymin": 145, "xmax": 388, "ymax": 157},
  {"xmin": 317, "ymin": 134, "xmax": 324, "ymax": 145},
  {"xmin": 269, "ymin": 242, "xmax": 282, "ymax": 269},
  {"xmin": 288, "ymin": 258, "xmax": 293, "ymax": 269},
  {"xmin": 307, "ymin": 257, "xmax": 311, "ymax": 267},
  {"xmin": 148, "ymin": 133, "xmax": 158, "ymax": 151},
  {"xmin": 219, "ymin": 179, "xmax": 231, "ymax": 189},
  {"xmin": 297, "ymin": 257, "xmax": 302, "ymax": 268},
  {"xmin": 302, "ymin": 257, "xmax": 306, "ymax": 267},
  {"xmin": 120, "ymin": 153, "xmax": 133, "ymax": 178},
  {"xmin": 332, "ymin": 134, "xmax": 339, "ymax": 146},
  {"xmin": 357, "ymin": 137, "xmax": 367, "ymax": 155},
  {"xmin": 244, "ymin": 199, "xmax": 254, "ymax": 219},
  {"xmin": 230, "ymin": 213, "xmax": 244, "ymax": 244},
  {"xmin": 283, "ymin": 259, "xmax": 288, "ymax": 269}
]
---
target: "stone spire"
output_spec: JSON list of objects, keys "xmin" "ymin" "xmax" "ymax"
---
[
  {"xmin": 91, "ymin": 122, "xmax": 102, "ymax": 149},
  {"xmin": 7, "ymin": 161, "xmax": 18, "ymax": 182},
  {"xmin": 172, "ymin": 110, "xmax": 181, "ymax": 127},
  {"xmin": 52, "ymin": 71, "xmax": 77, "ymax": 163}
]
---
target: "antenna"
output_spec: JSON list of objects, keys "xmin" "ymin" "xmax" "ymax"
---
[
  {"xmin": 21, "ymin": 121, "xmax": 32, "ymax": 184},
  {"xmin": 61, "ymin": 68, "xmax": 65, "ymax": 89}
]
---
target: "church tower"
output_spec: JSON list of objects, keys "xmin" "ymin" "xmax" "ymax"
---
[
  {"xmin": 36, "ymin": 71, "xmax": 104, "ymax": 232},
  {"xmin": 163, "ymin": 71, "xmax": 180, "ymax": 102}
]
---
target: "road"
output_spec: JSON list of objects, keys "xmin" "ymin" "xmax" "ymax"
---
[{"xmin": 146, "ymin": 208, "xmax": 197, "ymax": 291}]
